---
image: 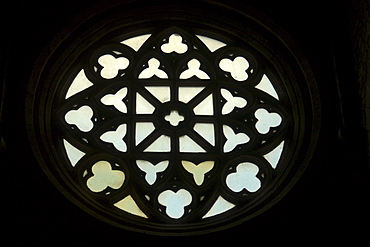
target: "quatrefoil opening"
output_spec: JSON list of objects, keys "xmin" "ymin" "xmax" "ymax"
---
[
  {"xmin": 255, "ymin": 108, "xmax": 282, "ymax": 134},
  {"xmin": 161, "ymin": 34, "xmax": 188, "ymax": 54},
  {"xmin": 226, "ymin": 162, "xmax": 261, "ymax": 193},
  {"xmin": 219, "ymin": 56, "xmax": 249, "ymax": 81},
  {"xmin": 87, "ymin": 161, "xmax": 125, "ymax": 192},
  {"xmin": 65, "ymin": 105, "xmax": 94, "ymax": 132},
  {"xmin": 98, "ymin": 54, "xmax": 129, "ymax": 79}
]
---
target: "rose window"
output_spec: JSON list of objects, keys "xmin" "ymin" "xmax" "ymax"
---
[
  {"xmin": 58, "ymin": 28, "xmax": 287, "ymax": 222},
  {"xmin": 27, "ymin": 4, "xmax": 319, "ymax": 233}
]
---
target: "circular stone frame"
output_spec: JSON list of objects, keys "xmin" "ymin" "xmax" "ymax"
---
[{"xmin": 26, "ymin": 0, "xmax": 320, "ymax": 235}]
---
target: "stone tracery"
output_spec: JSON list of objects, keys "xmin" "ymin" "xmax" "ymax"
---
[{"xmin": 60, "ymin": 30, "xmax": 286, "ymax": 221}]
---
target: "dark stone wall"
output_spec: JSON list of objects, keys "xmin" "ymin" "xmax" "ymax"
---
[{"xmin": 350, "ymin": 0, "xmax": 370, "ymax": 157}]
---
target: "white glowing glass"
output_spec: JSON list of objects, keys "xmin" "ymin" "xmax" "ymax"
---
[
  {"xmin": 202, "ymin": 196, "xmax": 235, "ymax": 218},
  {"xmin": 136, "ymin": 160, "xmax": 169, "ymax": 185},
  {"xmin": 63, "ymin": 139, "xmax": 85, "ymax": 167},
  {"xmin": 178, "ymin": 87, "xmax": 205, "ymax": 103},
  {"xmin": 135, "ymin": 122, "xmax": 155, "ymax": 145},
  {"xmin": 161, "ymin": 34, "xmax": 188, "ymax": 54},
  {"xmin": 136, "ymin": 93, "xmax": 155, "ymax": 114},
  {"xmin": 255, "ymin": 74, "xmax": 279, "ymax": 100},
  {"xmin": 196, "ymin": 35, "xmax": 227, "ymax": 52},
  {"xmin": 164, "ymin": 110, "xmax": 184, "ymax": 126},
  {"xmin": 100, "ymin": 124, "xmax": 127, "ymax": 152},
  {"xmin": 179, "ymin": 59, "xmax": 210, "ymax": 79},
  {"xmin": 193, "ymin": 123, "xmax": 215, "ymax": 146},
  {"xmin": 65, "ymin": 105, "xmax": 94, "ymax": 132},
  {"xmin": 179, "ymin": 135, "xmax": 206, "ymax": 153},
  {"xmin": 114, "ymin": 195, "xmax": 148, "ymax": 218},
  {"xmin": 121, "ymin": 34, "xmax": 151, "ymax": 52},
  {"xmin": 264, "ymin": 141, "xmax": 284, "ymax": 168},
  {"xmin": 65, "ymin": 69, "xmax": 93, "ymax": 99},
  {"xmin": 226, "ymin": 162, "xmax": 261, "ymax": 193},
  {"xmin": 86, "ymin": 161, "xmax": 125, "ymax": 192},
  {"xmin": 145, "ymin": 86, "xmax": 171, "ymax": 103},
  {"xmin": 144, "ymin": 135, "xmax": 171, "ymax": 152},
  {"xmin": 193, "ymin": 94, "xmax": 214, "ymax": 115},
  {"xmin": 158, "ymin": 189, "xmax": 192, "ymax": 219},
  {"xmin": 219, "ymin": 56, "xmax": 249, "ymax": 81},
  {"xmin": 255, "ymin": 108, "xmax": 282, "ymax": 134},
  {"xmin": 223, "ymin": 125, "xmax": 250, "ymax": 152},
  {"xmin": 138, "ymin": 58, "xmax": 168, "ymax": 79},
  {"xmin": 101, "ymin": 88, "xmax": 128, "ymax": 113},
  {"xmin": 98, "ymin": 54, "xmax": 129, "ymax": 79},
  {"xmin": 221, "ymin": 88, "xmax": 247, "ymax": 115}
]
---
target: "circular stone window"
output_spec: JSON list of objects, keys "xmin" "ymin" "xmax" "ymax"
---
[{"xmin": 27, "ymin": 2, "xmax": 320, "ymax": 235}]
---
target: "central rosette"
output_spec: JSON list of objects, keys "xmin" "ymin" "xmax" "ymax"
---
[
  {"xmin": 133, "ymin": 86, "xmax": 215, "ymax": 153},
  {"xmin": 165, "ymin": 110, "xmax": 184, "ymax": 126}
]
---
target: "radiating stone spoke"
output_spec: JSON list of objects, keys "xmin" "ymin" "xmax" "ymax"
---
[
  {"xmin": 193, "ymin": 94, "xmax": 213, "ymax": 115},
  {"xmin": 193, "ymin": 123, "xmax": 215, "ymax": 146}
]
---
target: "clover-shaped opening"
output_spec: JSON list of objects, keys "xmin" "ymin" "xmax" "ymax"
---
[
  {"xmin": 136, "ymin": 160, "xmax": 169, "ymax": 185},
  {"xmin": 86, "ymin": 161, "xmax": 125, "ymax": 192},
  {"xmin": 179, "ymin": 59, "xmax": 210, "ymax": 79},
  {"xmin": 226, "ymin": 162, "xmax": 261, "ymax": 193},
  {"xmin": 98, "ymin": 54, "xmax": 129, "ymax": 79},
  {"xmin": 223, "ymin": 125, "xmax": 250, "ymax": 152},
  {"xmin": 138, "ymin": 58, "xmax": 168, "ymax": 79},
  {"xmin": 255, "ymin": 108, "xmax": 282, "ymax": 134},
  {"xmin": 221, "ymin": 88, "xmax": 247, "ymax": 115},
  {"xmin": 219, "ymin": 56, "xmax": 249, "ymax": 81},
  {"xmin": 161, "ymin": 34, "xmax": 188, "ymax": 54},
  {"xmin": 182, "ymin": 161, "xmax": 214, "ymax": 186},
  {"xmin": 158, "ymin": 189, "xmax": 192, "ymax": 219},
  {"xmin": 100, "ymin": 124, "xmax": 127, "ymax": 152},
  {"xmin": 101, "ymin": 87, "xmax": 128, "ymax": 113},
  {"xmin": 65, "ymin": 105, "xmax": 94, "ymax": 132}
]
